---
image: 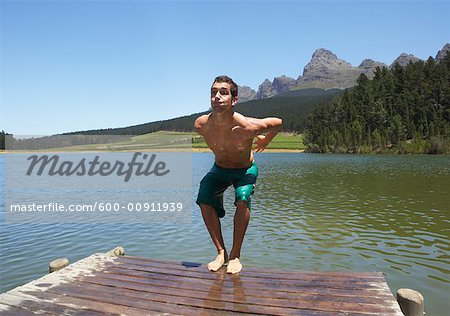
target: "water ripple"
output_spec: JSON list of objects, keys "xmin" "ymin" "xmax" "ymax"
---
[{"xmin": 1, "ymin": 153, "xmax": 449, "ymax": 315}]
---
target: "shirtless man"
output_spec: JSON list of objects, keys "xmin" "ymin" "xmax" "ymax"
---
[{"xmin": 195, "ymin": 75, "xmax": 282, "ymax": 274}]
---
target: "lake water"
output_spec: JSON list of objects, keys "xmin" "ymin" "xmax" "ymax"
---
[{"xmin": 1, "ymin": 153, "xmax": 449, "ymax": 315}]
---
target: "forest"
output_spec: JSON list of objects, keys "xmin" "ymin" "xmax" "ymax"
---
[{"xmin": 304, "ymin": 53, "xmax": 450, "ymax": 154}]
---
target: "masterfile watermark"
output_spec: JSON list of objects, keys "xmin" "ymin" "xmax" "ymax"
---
[
  {"xmin": 5, "ymin": 134, "xmax": 193, "ymax": 223},
  {"xmin": 10, "ymin": 202, "xmax": 184, "ymax": 213},
  {"xmin": 26, "ymin": 152, "xmax": 170, "ymax": 182}
]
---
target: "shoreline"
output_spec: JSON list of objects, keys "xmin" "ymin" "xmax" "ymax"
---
[
  {"xmin": 191, "ymin": 148, "xmax": 305, "ymax": 153},
  {"xmin": 1, "ymin": 148, "xmax": 305, "ymax": 154}
]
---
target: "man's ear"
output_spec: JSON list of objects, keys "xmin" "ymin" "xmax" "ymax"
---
[{"xmin": 232, "ymin": 96, "xmax": 238, "ymax": 106}]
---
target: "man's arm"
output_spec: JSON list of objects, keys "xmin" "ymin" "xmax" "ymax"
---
[
  {"xmin": 252, "ymin": 117, "xmax": 283, "ymax": 152},
  {"xmin": 194, "ymin": 115, "xmax": 209, "ymax": 136}
]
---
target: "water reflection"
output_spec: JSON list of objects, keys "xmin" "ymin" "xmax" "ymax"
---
[
  {"xmin": 203, "ymin": 272, "xmax": 226, "ymax": 313},
  {"xmin": 202, "ymin": 270, "xmax": 248, "ymax": 314}
]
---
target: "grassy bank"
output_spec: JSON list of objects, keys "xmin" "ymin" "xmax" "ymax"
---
[
  {"xmin": 3, "ymin": 131, "xmax": 305, "ymax": 152},
  {"xmin": 192, "ymin": 132, "xmax": 306, "ymax": 151},
  {"xmin": 306, "ymin": 136, "xmax": 450, "ymax": 154}
]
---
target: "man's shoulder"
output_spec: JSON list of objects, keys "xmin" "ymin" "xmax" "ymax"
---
[
  {"xmin": 194, "ymin": 114, "xmax": 210, "ymax": 133},
  {"xmin": 196, "ymin": 114, "xmax": 211, "ymax": 124},
  {"xmin": 233, "ymin": 112, "xmax": 255, "ymax": 125},
  {"xmin": 233, "ymin": 112, "xmax": 261, "ymax": 130}
]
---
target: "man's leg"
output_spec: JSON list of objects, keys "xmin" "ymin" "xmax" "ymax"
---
[
  {"xmin": 227, "ymin": 201, "xmax": 250, "ymax": 274},
  {"xmin": 200, "ymin": 204, "xmax": 228, "ymax": 271}
]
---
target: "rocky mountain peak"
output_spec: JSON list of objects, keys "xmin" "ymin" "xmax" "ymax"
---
[
  {"xmin": 358, "ymin": 59, "xmax": 386, "ymax": 68},
  {"xmin": 358, "ymin": 59, "xmax": 388, "ymax": 77},
  {"xmin": 297, "ymin": 48, "xmax": 355, "ymax": 89},
  {"xmin": 272, "ymin": 76, "xmax": 297, "ymax": 94},
  {"xmin": 311, "ymin": 48, "xmax": 337, "ymax": 60},
  {"xmin": 256, "ymin": 79, "xmax": 277, "ymax": 99},
  {"xmin": 307, "ymin": 48, "xmax": 352, "ymax": 70},
  {"xmin": 390, "ymin": 53, "xmax": 421, "ymax": 68},
  {"xmin": 237, "ymin": 85, "xmax": 257, "ymax": 103},
  {"xmin": 435, "ymin": 43, "xmax": 450, "ymax": 62}
]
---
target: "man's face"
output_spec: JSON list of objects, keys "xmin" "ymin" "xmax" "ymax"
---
[{"xmin": 210, "ymin": 82, "xmax": 237, "ymax": 112}]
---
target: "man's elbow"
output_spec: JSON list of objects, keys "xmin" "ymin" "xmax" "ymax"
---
[
  {"xmin": 273, "ymin": 118, "xmax": 283, "ymax": 129},
  {"xmin": 194, "ymin": 116, "xmax": 205, "ymax": 134},
  {"xmin": 194, "ymin": 126, "xmax": 204, "ymax": 136}
]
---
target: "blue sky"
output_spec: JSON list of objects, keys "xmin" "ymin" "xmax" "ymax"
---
[{"xmin": 1, "ymin": 0, "xmax": 449, "ymax": 136}]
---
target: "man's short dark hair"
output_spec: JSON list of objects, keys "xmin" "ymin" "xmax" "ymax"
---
[{"xmin": 213, "ymin": 75, "xmax": 238, "ymax": 99}]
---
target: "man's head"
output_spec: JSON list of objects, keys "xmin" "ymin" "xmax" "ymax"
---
[
  {"xmin": 212, "ymin": 75, "xmax": 238, "ymax": 99},
  {"xmin": 210, "ymin": 75, "xmax": 239, "ymax": 112}
]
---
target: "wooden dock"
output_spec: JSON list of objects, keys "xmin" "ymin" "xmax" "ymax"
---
[{"xmin": 0, "ymin": 252, "xmax": 404, "ymax": 315}]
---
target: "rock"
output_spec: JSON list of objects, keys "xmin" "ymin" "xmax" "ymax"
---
[
  {"xmin": 435, "ymin": 43, "xmax": 450, "ymax": 63},
  {"xmin": 390, "ymin": 53, "xmax": 421, "ymax": 68},
  {"xmin": 358, "ymin": 59, "xmax": 388, "ymax": 78},
  {"xmin": 296, "ymin": 48, "xmax": 359, "ymax": 89},
  {"xmin": 272, "ymin": 75, "xmax": 297, "ymax": 94},
  {"xmin": 256, "ymin": 79, "xmax": 277, "ymax": 99},
  {"xmin": 49, "ymin": 258, "xmax": 69, "ymax": 273},
  {"xmin": 238, "ymin": 85, "xmax": 257, "ymax": 103}
]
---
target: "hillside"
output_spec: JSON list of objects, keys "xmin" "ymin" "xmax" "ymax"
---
[
  {"xmin": 304, "ymin": 54, "xmax": 450, "ymax": 154},
  {"xmin": 63, "ymin": 88, "xmax": 343, "ymax": 136}
]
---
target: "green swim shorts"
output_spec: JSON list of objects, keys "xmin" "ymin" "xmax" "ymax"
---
[{"xmin": 196, "ymin": 162, "xmax": 259, "ymax": 218}]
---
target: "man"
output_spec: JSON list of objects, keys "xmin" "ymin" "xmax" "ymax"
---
[{"xmin": 195, "ymin": 75, "xmax": 282, "ymax": 274}]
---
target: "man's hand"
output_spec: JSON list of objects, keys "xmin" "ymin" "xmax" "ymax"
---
[{"xmin": 253, "ymin": 135, "xmax": 269, "ymax": 152}]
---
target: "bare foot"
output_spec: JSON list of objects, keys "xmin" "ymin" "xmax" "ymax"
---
[
  {"xmin": 226, "ymin": 258, "xmax": 242, "ymax": 274},
  {"xmin": 207, "ymin": 249, "xmax": 228, "ymax": 272}
]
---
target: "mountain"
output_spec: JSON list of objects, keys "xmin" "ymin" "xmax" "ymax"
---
[
  {"xmin": 358, "ymin": 59, "xmax": 388, "ymax": 76},
  {"xmin": 252, "ymin": 44, "xmax": 448, "ymax": 97},
  {"xmin": 254, "ymin": 48, "xmax": 388, "ymax": 95},
  {"xmin": 436, "ymin": 43, "xmax": 450, "ymax": 63},
  {"xmin": 390, "ymin": 53, "xmax": 421, "ymax": 68},
  {"xmin": 295, "ymin": 48, "xmax": 358, "ymax": 89},
  {"xmin": 256, "ymin": 79, "xmax": 277, "ymax": 99},
  {"xmin": 255, "ymin": 76, "xmax": 298, "ymax": 100},
  {"xmin": 238, "ymin": 85, "xmax": 257, "ymax": 103},
  {"xmin": 273, "ymin": 76, "xmax": 297, "ymax": 94}
]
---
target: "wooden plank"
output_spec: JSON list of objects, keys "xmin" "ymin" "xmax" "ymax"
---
[
  {"xmin": 84, "ymin": 273, "xmax": 394, "ymax": 304},
  {"xmin": 97, "ymin": 270, "xmax": 398, "ymax": 298},
  {"xmin": 47, "ymin": 282, "xmax": 349, "ymax": 316},
  {"xmin": 117, "ymin": 256, "xmax": 386, "ymax": 281},
  {"xmin": 0, "ymin": 292, "xmax": 117, "ymax": 316},
  {"xmin": 104, "ymin": 263, "xmax": 392, "ymax": 293},
  {"xmin": 110, "ymin": 260, "xmax": 384, "ymax": 286},
  {"xmin": 77, "ymin": 275, "xmax": 402, "ymax": 315},
  {"xmin": 3, "ymin": 289, "xmax": 168, "ymax": 316},
  {"xmin": 93, "ymin": 268, "xmax": 395, "ymax": 301},
  {"xmin": 119, "ymin": 255, "xmax": 386, "ymax": 279},
  {"xmin": 0, "ymin": 302, "xmax": 51, "ymax": 316}
]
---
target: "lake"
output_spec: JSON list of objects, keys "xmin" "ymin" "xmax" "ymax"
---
[{"xmin": 1, "ymin": 153, "xmax": 449, "ymax": 315}]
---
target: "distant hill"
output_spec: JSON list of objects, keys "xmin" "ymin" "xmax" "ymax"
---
[
  {"xmin": 240, "ymin": 43, "xmax": 449, "ymax": 101},
  {"xmin": 65, "ymin": 88, "xmax": 344, "ymax": 136},
  {"xmin": 304, "ymin": 52, "xmax": 450, "ymax": 154}
]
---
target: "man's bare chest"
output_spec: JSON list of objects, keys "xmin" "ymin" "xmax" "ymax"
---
[{"xmin": 204, "ymin": 130, "xmax": 249, "ymax": 154}]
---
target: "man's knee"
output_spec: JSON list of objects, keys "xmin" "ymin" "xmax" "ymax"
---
[
  {"xmin": 200, "ymin": 203, "xmax": 225, "ymax": 218},
  {"xmin": 200, "ymin": 203, "xmax": 214, "ymax": 210},
  {"xmin": 235, "ymin": 200, "xmax": 249, "ymax": 212},
  {"xmin": 200, "ymin": 204, "xmax": 216, "ymax": 215}
]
